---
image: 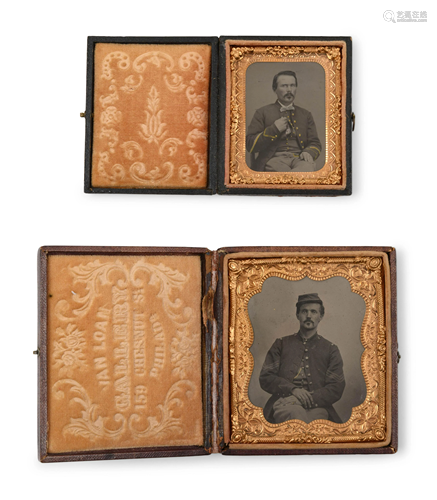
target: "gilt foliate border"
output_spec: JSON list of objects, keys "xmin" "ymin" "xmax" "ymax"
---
[
  {"xmin": 227, "ymin": 41, "xmax": 346, "ymax": 189},
  {"xmin": 228, "ymin": 255, "xmax": 390, "ymax": 445}
]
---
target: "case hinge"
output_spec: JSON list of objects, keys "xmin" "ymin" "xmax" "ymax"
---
[{"xmin": 202, "ymin": 286, "xmax": 215, "ymax": 327}]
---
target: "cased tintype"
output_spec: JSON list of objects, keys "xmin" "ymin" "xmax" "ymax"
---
[
  {"xmin": 38, "ymin": 246, "xmax": 396, "ymax": 462},
  {"xmin": 84, "ymin": 36, "xmax": 352, "ymax": 196},
  {"xmin": 219, "ymin": 37, "xmax": 352, "ymax": 196}
]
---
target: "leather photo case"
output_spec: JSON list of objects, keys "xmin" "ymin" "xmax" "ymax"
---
[
  {"xmin": 37, "ymin": 245, "xmax": 397, "ymax": 462},
  {"xmin": 84, "ymin": 36, "xmax": 352, "ymax": 196}
]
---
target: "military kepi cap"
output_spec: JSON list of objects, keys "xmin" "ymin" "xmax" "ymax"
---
[{"xmin": 296, "ymin": 293, "xmax": 323, "ymax": 307}]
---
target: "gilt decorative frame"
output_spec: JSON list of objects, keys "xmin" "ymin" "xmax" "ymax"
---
[
  {"xmin": 226, "ymin": 250, "xmax": 394, "ymax": 450},
  {"xmin": 219, "ymin": 37, "xmax": 352, "ymax": 196}
]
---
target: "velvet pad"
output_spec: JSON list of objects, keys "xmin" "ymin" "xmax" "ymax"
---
[
  {"xmin": 92, "ymin": 43, "xmax": 211, "ymax": 189},
  {"xmin": 47, "ymin": 254, "xmax": 203, "ymax": 453}
]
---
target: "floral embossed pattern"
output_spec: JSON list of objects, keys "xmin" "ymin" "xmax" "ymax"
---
[
  {"xmin": 92, "ymin": 43, "xmax": 211, "ymax": 189},
  {"xmin": 47, "ymin": 254, "xmax": 203, "ymax": 453}
]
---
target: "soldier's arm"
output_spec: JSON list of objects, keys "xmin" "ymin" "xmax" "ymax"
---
[
  {"xmin": 311, "ymin": 344, "xmax": 345, "ymax": 408},
  {"xmin": 246, "ymin": 109, "xmax": 282, "ymax": 154},
  {"xmin": 302, "ymin": 112, "xmax": 322, "ymax": 161},
  {"xmin": 259, "ymin": 338, "xmax": 296, "ymax": 397}
]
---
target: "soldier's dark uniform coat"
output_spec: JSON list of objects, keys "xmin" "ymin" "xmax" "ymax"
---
[
  {"xmin": 260, "ymin": 332, "xmax": 345, "ymax": 423},
  {"xmin": 246, "ymin": 102, "xmax": 322, "ymax": 172}
]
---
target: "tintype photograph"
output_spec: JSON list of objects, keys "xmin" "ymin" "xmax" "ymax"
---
[
  {"xmin": 223, "ymin": 38, "xmax": 351, "ymax": 194},
  {"xmin": 227, "ymin": 251, "xmax": 394, "ymax": 449},
  {"xmin": 248, "ymin": 278, "xmax": 366, "ymax": 425},
  {"xmin": 246, "ymin": 63, "xmax": 325, "ymax": 173}
]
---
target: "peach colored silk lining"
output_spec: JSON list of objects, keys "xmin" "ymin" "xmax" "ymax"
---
[
  {"xmin": 47, "ymin": 254, "xmax": 203, "ymax": 453},
  {"xmin": 92, "ymin": 43, "xmax": 211, "ymax": 189}
]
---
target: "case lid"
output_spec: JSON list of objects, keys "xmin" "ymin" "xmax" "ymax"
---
[{"xmin": 38, "ymin": 246, "xmax": 215, "ymax": 462}]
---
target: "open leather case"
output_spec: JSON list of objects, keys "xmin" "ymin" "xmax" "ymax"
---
[
  {"xmin": 84, "ymin": 36, "xmax": 352, "ymax": 196},
  {"xmin": 37, "ymin": 246, "xmax": 397, "ymax": 461}
]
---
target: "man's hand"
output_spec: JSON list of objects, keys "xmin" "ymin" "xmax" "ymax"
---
[
  {"xmin": 300, "ymin": 152, "xmax": 313, "ymax": 162},
  {"xmin": 274, "ymin": 117, "xmax": 289, "ymax": 133},
  {"xmin": 292, "ymin": 388, "xmax": 314, "ymax": 409}
]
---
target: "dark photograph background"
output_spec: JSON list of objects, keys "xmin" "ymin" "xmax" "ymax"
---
[
  {"xmin": 245, "ymin": 62, "xmax": 326, "ymax": 171},
  {"xmin": 248, "ymin": 276, "xmax": 367, "ymax": 423}
]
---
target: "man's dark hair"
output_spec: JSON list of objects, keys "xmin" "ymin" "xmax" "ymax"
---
[{"xmin": 272, "ymin": 71, "xmax": 298, "ymax": 91}]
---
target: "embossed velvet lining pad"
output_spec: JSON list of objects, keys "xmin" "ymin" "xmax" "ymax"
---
[
  {"xmin": 92, "ymin": 43, "xmax": 211, "ymax": 189},
  {"xmin": 46, "ymin": 254, "xmax": 203, "ymax": 453}
]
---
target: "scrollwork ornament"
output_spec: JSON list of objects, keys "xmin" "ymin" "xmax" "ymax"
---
[
  {"xmin": 121, "ymin": 141, "xmax": 143, "ymax": 161},
  {"xmin": 128, "ymin": 380, "xmax": 196, "ymax": 438},
  {"xmin": 130, "ymin": 161, "xmax": 174, "ymax": 184},
  {"xmin": 97, "ymin": 151, "xmax": 126, "ymax": 183},
  {"xmin": 179, "ymin": 52, "xmax": 206, "ymax": 82},
  {"xmin": 53, "ymin": 380, "xmax": 126, "ymax": 440},
  {"xmin": 228, "ymin": 255, "xmax": 390, "ymax": 445},
  {"xmin": 133, "ymin": 51, "xmax": 175, "ymax": 73},
  {"xmin": 120, "ymin": 74, "xmax": 143, "ymax": 93},
  {"xmin": 101, "ymin": 51, "xmax": 130, "ymax": 80},
  {"xmin": 54, "ymin": 260, "xmax": 128, "ymax": 321},
  {"xmin": 179, "ymin": 152, "xmax": 206, "ymax": 184}
]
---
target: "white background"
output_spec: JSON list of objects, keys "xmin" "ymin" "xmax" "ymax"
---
[{"xmin": 1, "ymin": 1, "xmax": 434, "ymax": 498}]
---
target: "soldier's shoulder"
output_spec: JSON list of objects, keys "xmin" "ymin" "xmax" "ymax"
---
[
  {"xmin": 317, "ymin": 334, "xmax": 338, "ymax": 348},
  {"xmin": 281, "ymin": 333, "xmax": 299, "ymax": 342},
  {"xmin": 294, "ymin": 104, "xmax": 312, "ymax": 116},
  {"xmin": 255, "ymin": 102, "xmax": 279, "ymax": 114}
]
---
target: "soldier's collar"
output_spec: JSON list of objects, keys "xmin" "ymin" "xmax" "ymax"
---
[
  {"xmin": 276, "ymin": 100, "xmax": 295, "ymax": 112},
  {"xmin": 298, "ymin": 331, "xmax": 319, "ymax": 343}
]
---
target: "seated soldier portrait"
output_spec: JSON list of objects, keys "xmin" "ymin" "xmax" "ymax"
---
[
  {"xmin": 260, "ymin": 293, "xmax": 345, "ymax": 424},
  {"xmin": 246, "ymin": 70, "xmax": 322, "ymax": 173}
]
